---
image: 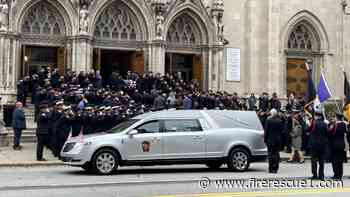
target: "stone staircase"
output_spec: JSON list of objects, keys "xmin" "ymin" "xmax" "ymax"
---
[{"xmin": 5, "ymin": 103, "xmax": 37, "ymax": 143}]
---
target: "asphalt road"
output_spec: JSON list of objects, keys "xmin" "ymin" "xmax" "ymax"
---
[{"xmin": 0, "ymin": 162, "xmax": 350, "ymax": 197}]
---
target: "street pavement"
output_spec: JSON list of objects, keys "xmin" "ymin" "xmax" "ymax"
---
[{"xmin": 0, "ymin": 163, "xmax": 350, "ymax": 197}]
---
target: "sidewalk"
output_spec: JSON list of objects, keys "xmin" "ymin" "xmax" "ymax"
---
[{"xmin": 0, "ymin": 143, "xmax": 62, "ymax": 167}]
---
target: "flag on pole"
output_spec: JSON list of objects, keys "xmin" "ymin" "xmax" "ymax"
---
[
  {"xmin": 344, "ymin": 70, "xmax": 350, "ymax": 102},
  {"xmin": 317, "ymin": 72, "xmax": 333, "ymax": 103},
  {"xmin": 343, "ymin": 68, "xmax": 350, "ymax": 121},
  {"xmin": 304, "ymin": 63, "xmax": 316, "ymax": 109}
]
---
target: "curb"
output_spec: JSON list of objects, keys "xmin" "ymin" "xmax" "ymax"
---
[
  {"xmin": 0, "ymin": 156, "xmax": 349, "ymax": 168},
  {"xmin": 0, "ymin": 161, "xmax": 64, "ymax": 167}
]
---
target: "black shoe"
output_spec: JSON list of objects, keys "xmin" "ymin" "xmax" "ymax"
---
[
  {"xmin": 299, "ymin": 160, "xmax": 305, "ymax": 164},
  {"xmin": 37, "ymin": 158, "xmax": 47, "ymax": 162},
  {"xmin": 332, "ymin": 176, "xmax": 342, "ymax": 180},
  {"xmin": 310, "ymin": 176, "xmax": 318, "ymax": 180},
  {"xmin": 287, "ymin": 160, "xmax": 294, "ymax": 163},
  {"xmin": 319, "ymin": 176, "xmax": 325, "ymax": 181}
]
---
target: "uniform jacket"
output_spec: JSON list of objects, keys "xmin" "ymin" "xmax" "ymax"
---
[
  {"xmin": 328, "ymin": 121, "xmax": 347, "ymax": 151},
  {"xmin": 12, "ymin": 108, "xmax": 26, "ymax": 129},
  {"xmin": 36, "ymin": 112, "xmax": 50, "ymax": 135},
  {"xmin": 264, "ymin": 116, "xmax": 284, "ymax": 147},
  {"xmin": 308, "ymin": 119, "xmax": 328, "ymax": 150}
]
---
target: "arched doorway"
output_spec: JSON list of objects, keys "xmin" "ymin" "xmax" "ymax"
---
[
  {"xmin": 20, "ymin": 0, "xmax": 68, "ymax": 77},
  {"xmin": 286, "ymin": 22, "xmax": 322, "ymax": 98},
  {"xmin": 92, "ymin": 0, "xmax": 146, "ymax": 80},
  {"xmin": 165, "ymin": 13, "xmax": 204, "ymax": 86}
]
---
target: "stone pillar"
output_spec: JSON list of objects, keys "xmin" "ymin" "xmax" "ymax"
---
[
  {"xmin": 150, "ymin": 41, "xmax": 166, "ymax": 74},
  {"xmin": 201, "ymin": 48, "xmax": 209, "ymax": 91},
  {"xmin": 71, "ymin": 35, "xmax": 93, "ymax": 73},
  {"xmin": 0, "ymin": 32, "xmax": 18, "ymax": 103}
]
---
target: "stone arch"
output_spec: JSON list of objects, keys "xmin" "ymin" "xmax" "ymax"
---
[
  {"xmin": 164, "ymin": 6, "xmax": 212, "ymax": 46},
  {"xmin": 282, "ymin": 10, "xmax": 329, "ymax": 97},
  {"xmin": 287, "ymin": 21, "xmax": 321, "ymax": 52},
  {"xmin": 90, "ymin": 0, "xmax": 150, "ymax": 41},
  {"xmin": 17, "ymin": 0, "xmax": 73, "ymax": 36},
  {"xmin": 166, "ymin": 13, "xmax": 201, "ymax": 45},
  {"xmin": 281, "ymin": 10, "xmax": 329, "ymax": 53}
]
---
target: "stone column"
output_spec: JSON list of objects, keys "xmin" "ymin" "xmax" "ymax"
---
[
  {"xmin": 201, "ymin": 48, "xmax": 209, "ymax": 91},
  {"xmin": 71, "ymin": 35, "xmax": 93, "ymax": 73},
  {"xmin": 150, "ymin": 41, "xmax": 166, "ymax": 74},
  {"xmin": 0, "ymin": 32, "xmax": 18, "ymax": 103}
]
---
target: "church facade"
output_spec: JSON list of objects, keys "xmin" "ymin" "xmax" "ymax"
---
[{"xmin": 0, "ymin": 0, "xmax": 349, "ymax": 103}]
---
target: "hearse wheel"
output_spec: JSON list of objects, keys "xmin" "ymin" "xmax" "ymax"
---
[
  {"xmin": 91, "ymin": 148, "xmax": 118, "ymax": 175},
  {"xmin": 227, "ymin": 148, "xmax": 250, "ymax": 172}
]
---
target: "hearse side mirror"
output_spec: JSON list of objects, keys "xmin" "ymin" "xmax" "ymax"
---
[{"xmin": 128, "ymin": 129, "xmax": 138, "ymax": 136}]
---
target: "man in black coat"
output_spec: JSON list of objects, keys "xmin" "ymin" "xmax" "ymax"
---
[
  {"xmin": 328, "ymin": 113, "xmax": 347, "ymax": 180},
  {"xmin": 264, "ymin": 109, "xmax": 284, "ymax": 173},
  {"xmin": 49, "ymin": 101, "xmax": 64, "ymax": 156},
  {"xmin": 11, "ymin": 102, "xmax": 26, "ymax": 150},
  {"xmin": 36, "ymin": 104, "xmax": 50, "ymax": 161},
  {"xmin": 55, "ymin": 106, "xmax": 74, "ymax": 158},
  {"xmin": 308, "ymin": 109, "xmax": 328, "ymax": 180}
]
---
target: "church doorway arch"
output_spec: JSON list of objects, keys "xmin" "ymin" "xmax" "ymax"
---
[
  {"xmin": 285, "ymin": 21, "xmax": 322, "ymax": 98},
  {"xmin": 19, "ymin": 0, "xmax": 70, "ymax": 77}
]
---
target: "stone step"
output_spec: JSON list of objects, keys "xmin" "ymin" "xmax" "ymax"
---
[{"xmin": 7, "ymin": 128, "xmax": 37, "ymax": 143}]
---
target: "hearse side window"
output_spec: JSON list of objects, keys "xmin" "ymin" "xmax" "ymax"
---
[
  {"xmin": 135, "ymin": 121, "xmax": 160, "ymax": 134},
  {"xmin": 164, "ymin": 119, "xmax": 203, "ymax": 132}
]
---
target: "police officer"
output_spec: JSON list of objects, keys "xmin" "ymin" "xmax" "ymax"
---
[
  {"xmin": 308, "ymin": 108, "xmax": 328, "ymax": 180},
  {"xmin": 36, "ymin": 103, "xmax": 50, "ymax": 161},
  {"xmin": 55, "ymin": 106, "xmax": 74, "ymax": 158},
  {"xmin": 328, "ymin": 113, "xmax": 347, "ymax": 180},
  {"xmin": 49, "ymin": 100, "xmax": 64, "ymax": 156},
  {"xmin": 264, "ymin": 109, "xmax": 284, "ymax": 173}
]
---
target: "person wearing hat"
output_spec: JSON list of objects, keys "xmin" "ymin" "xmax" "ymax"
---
[
  {"xmin": 264, "ymin": 109, "xmax": 284, "ymax": 174},
  {"xmin": 55, "ymin": 105, "xmax": 74, "ymax": 158},
  {"xmin": 328, "ymin": 113, "xmax": 347, "ymax": 180},
  {"xmin": 36, "ymin": 103, "xmax": 50, "ymax": 161},
  {"xmin": 48, "ymin": 100, "xmax": 64, "ymax": 156},
  {"xmin": 308, "ymin": 107, "xmax": 328, "ymax": 180}
]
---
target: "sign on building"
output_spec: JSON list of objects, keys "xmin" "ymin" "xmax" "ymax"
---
[{"xmin": 226, "ymin": 48, "xmax": 241, "ymax": 82}]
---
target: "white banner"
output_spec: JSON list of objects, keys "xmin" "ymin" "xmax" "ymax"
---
[{"xmin": 226, "ymin": 48, "xmax": 241, "ymax": 82}]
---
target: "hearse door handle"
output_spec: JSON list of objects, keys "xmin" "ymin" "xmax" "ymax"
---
[{"xmin": 193, "ymin": 136, "xmax": 203, "ymax": 140}]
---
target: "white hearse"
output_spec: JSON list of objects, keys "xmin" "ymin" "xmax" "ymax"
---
[{"xmin": 61, "ymin": 110, "xmax": 267, "ymax": 175}]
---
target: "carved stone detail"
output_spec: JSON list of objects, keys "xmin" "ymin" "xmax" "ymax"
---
[
  {"xmin": 94, "ymin": 0, "xmax": 141, "ymax": 41},
  {"xmin": 21, "ymin": 1, "xmax": 66, "ymax": 36}
]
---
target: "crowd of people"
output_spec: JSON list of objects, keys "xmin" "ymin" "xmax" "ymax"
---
[{"xmin": 11, "ymin": 66, "xmax": 350, "ymax": 180}]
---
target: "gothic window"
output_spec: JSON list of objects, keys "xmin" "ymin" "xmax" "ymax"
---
[
  {"xmin": 21, "ymin": 1, "xmax": 66, "ymax": 36},
  {"xmin": 166, "ymin": 14, "xmax": 199, "ymax": 45},
  {"xmin": 94, "ymin": 0, "xmax": 141, "ymax": 41},
  {"xmin": 288, "ymin": 24, "xmax": 315, "ymax": 51}
]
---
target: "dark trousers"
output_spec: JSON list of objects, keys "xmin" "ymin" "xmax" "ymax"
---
[
  {"xmin": 13, "ymin": 128, "xmax": 23, "ymax": 146},
  {"xmin": 331, "ymin": 151, "xmax": 344, "ymax": 179},
  {"xmin": 268, "ymin": 146, "xmax": 280, "ymax": 173},
  {"xmin": 311, "ymin": 148, "xmax": 325, "ymax": 179},
  {"xmin": 36, "ymin": 134, "xmax": 48, "ymax": 160},
  {"xmin": 56, "ymin": 139, "xmax": 66, "ymax": 158}
]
